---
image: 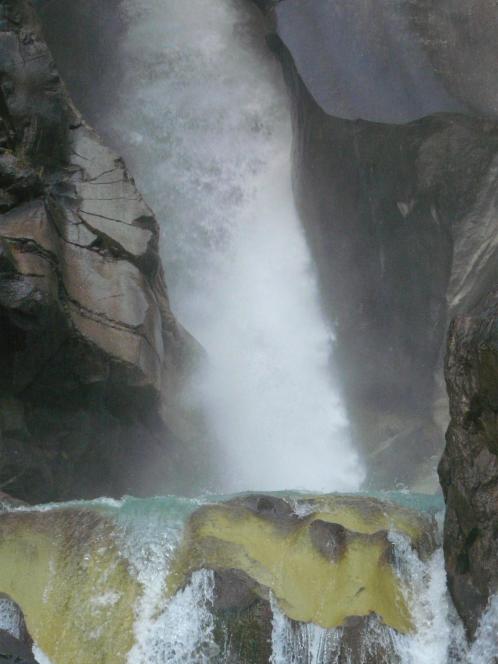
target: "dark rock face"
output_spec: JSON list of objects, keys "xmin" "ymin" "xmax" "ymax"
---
[
  {"xmin": 0, "ymin": 0, "xmax": 206, "ymax": 502},
  {"xmin": 0, "ymin": 629, "xmax": 38, "ymax": 664},
  {"xmin": 265, "ymin": 35, "xmax": 498, "ymax": 488},
  {"xmin": 0, "ymin": 490, "xmax": 25, "ymax": 510},
  {"xmin": 212, "ymin": 593, "xmax": 273, "ymax": 664},
  {"xmin": 273, "ymin": 0, "xmax": 498, "ymax": 123},
  {"xmin": 439, "ymin": 290, "xmax": 498, "ymax": 638}
]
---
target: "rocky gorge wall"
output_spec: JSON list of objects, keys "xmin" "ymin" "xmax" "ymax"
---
[
  {"xmin": 439, "ymin": 292, "xmax": 498, "ymax": 637},
  {"xmin": 253, "ymin": 0, "xmax": 498, "ymax": 639},
  {"xmin": 253, "ymin": 1, "xmax": 498, "ymax": 493},
  {"xmin": 0, "ymin": 0, "xmax": 207, "ymax": 503}
]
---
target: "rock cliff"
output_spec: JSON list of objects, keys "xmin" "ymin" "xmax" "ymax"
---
[
  {"xmin": 287, "ymin": 65, "xmax": 498, "ymax": 489},
  {"xmin": 439, "ymin": 291, "xmax": 498, "ymax": 638},
  {"xmin": 272, "ymin": 0, "xmax": 498, "ymax": 123},
  {"xmin": 0, "ymin": 0, "xmax": 205, "ymax": 502},
  {"xmin": 252, "ymin": 0, "xmax": 498, "ymax": 643},
  {"xmin": 254, "ymin": 2, "xmax": 498, "ymax": 490}
]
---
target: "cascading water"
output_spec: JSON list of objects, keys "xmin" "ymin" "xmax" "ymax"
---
[
  {"xmin": 99, "ymin": 0, "xmax": 363, "ymax": 493},
  {"xmin": 0, "ymin": 495, "xmax": 496, "ymax": 664}
]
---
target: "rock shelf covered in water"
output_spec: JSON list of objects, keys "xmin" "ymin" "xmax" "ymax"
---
[{"xmin": 0, "ymin": 494, "xmax": 437, "ymax": 663}]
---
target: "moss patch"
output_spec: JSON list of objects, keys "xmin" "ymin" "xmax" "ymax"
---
[
  {"xmin": 0, "ymin": 509, "xmax": 141, "ymax": 664},
  {"xmin": 168, "ymin": 495, "xmax": 435, "ymax": 634}
]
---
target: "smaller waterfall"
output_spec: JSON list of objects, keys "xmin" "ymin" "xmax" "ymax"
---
[
  {"xmin": 390, "ymin": 535, "xmax": 467, "ymax": 664},
  {"xmin": 129, "ymin": 570, "xmax": 217, "ymax": 664},
  {"xmin": 271, "ymin": 598, "xmax": 400, "ymax": 664},
  {"xmin": 0, "ymin": 495, "xmax": 497, "ymax": 664}
]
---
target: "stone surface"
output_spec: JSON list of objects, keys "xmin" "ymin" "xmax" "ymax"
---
[
  {"xmin": 0, "ymin": 0, "xmax": 207, "ymax": 501},
  {"xmin": 273, "ymin": 0, "xmax": 498, "ymax": 123},
  {"xmin": 0, "ymin": 629, "xmax": 38, "ymax": 664},
  {"xmin": 0, "ymin": 508, "xmax": 141, "ymax": 664},
  {"xmin": 266, "ymin": 34, "xmax": 498, "ymax": 488},
  {"xmin": 169, "ymin": 494, "xmax": 437, "ymax": 633},
  {"xmin": 439, "ymin": 290, "xmax": 498, "ymax": 638},
  {"xmin": 0, "ymin": 496, "xmax": 435, "ymax": 663}
]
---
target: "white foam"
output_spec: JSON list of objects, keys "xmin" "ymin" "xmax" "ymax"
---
[
  {"xmin": 127, "ymin": 569, "xmax": 217, "ymax": 664},
  {"xmin": 0, "ymin": 597, "xmax": 23, "ymax": 640},
  {"xmin": 468, "ymin": 596, "xmax": 498, "ymax": 664}
]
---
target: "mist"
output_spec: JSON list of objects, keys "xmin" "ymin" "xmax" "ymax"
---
[{"xmin": 100, "ymin": 0, "xmax": 363, "ymax": 492}]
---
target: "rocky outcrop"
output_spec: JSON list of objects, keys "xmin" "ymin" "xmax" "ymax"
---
[
  {"xmin": 0, "ymin": 507, "xmax": 141, "ymax": 664},
  {"xmin": 280, "ymin": 45, "xmax": 498, "ymax": 488},
  {"xmin": 439, "ymin": 290, "xmax": 498, "ymax": 638},
  {"xmin": 272, "ymin": 0, "xmax": 498, "ymax": 123},
  {"xmin": 250, "ymin": 3, "xmax": 498, "ymax": 489},
  {"xmin": 0, "ymin": 0, "xmax": 206, "ymax": 502},
  {"xmin": 0, "ymin": 495, "xmax": 437, "ymax": 663},
  {"xmin": 170, "ymin": 494, "xmax": 436, "ymax": 633}
]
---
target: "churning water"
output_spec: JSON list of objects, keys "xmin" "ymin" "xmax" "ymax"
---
[{"xmin": 100, "ymin": 0, "xmax": 363, "ymax": 493}]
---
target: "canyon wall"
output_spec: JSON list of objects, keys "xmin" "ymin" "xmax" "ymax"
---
[
  {"xmin": 0, "ymin": 0, "xmax": 206, "ymax": 502},
  {"xmin": 255, "ymin": 0, "xmax": 498, "ymax": 634},
  {"xmin": 439, "ymin": 291, "xmax": 498, "ymax": 637},
  {"xmin": 253, "ymin": 1, "xmax": 498, "ymax": 490}
]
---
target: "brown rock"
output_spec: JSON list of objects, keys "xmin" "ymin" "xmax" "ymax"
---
[
  {"xmin": 439, "ymin": 289, "xmax": 498, "ymax": 638},
  {"xmin": 0, "ymin": 0, "xmax": 207, "ymax": 501}
]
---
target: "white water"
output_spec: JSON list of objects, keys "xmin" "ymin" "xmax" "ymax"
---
[
  {"xmin": 270, "ymin": 529, "xmax": 497, "ymax": 664},
  {"xmin": 0, "ymin": 598, "xmax": 23, "ymax": 640},
  {"xmin": 105, "ymin": 0, "xmax": 363, "ymax": 493},
  {"xmin": 129, "ymin": 570, "xmax": 218, "ymax": 663}
]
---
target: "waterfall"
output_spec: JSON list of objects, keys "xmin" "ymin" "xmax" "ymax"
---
[
  {"xmin": 100, "ymin": 0, "xmax": 363, "ymax": 493},
  {"xmin": 0, "ymin": 496, "xmax": 496, "ymax": 663}
]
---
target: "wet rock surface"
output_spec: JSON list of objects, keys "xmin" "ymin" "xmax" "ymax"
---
[
  {"xmin": 0, "ymin": 507, "xmax": 142, "ymax": 664},
  {"xmin": 0, "ymin": 629, "xmax": 38, "ymax": 663},
  {"xmin": 271, "ymin": 0, "xmax": 498, "ymax": 123},
  {"xmin": 255, "ymin": 29, "xmax": 498, "ymax": 488},
  {"xmin": 0, "ymin": 494, "xmax": 439, "ymax": 663},
  {"xmin": 170, "ymin": 494, "xmax": 437, "ymax": 633},
  {"xmin": 0, "ymin": 0, "xmax": 206, "ymax": 501},
  {"xmin": 439, "ymin": 290, "xmax": 498, "ymax": 638}
]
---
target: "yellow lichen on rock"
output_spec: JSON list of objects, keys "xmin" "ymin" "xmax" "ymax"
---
[
  {"xmin": 168, "ymin": 495, "xmax": 435, "ymax": 634},
  {"xmin": 296, "ymin": 494, "xmax": 434, "ymax": 547},
  {"xmin": 0, "ymin": 509, "xmax": 141, "ymax": 664}
]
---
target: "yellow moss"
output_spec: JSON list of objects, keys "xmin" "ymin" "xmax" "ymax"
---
[
  {"xmin": 0, "ymin": 495, "xmax": 433, "ymax": 662},
  {"xmin": 0, "ymin": 509, "xmax": 141, "ymax": 664},
  {"xmin": 297, "ymin": 494, "xmax": 431, "ymax": 543},
  {"xmin": 168, "ymin": 496, "xmax": 433, "ymax": 634}
]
